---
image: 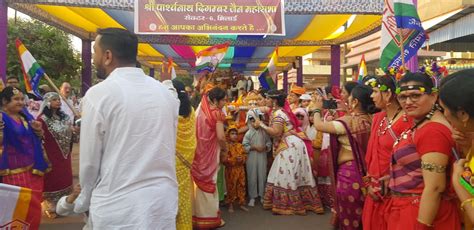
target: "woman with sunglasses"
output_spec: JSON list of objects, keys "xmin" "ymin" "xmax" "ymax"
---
[
  {"xmin": 386, "ymin": 72, "xmax": 460, "ymax": 230},
  {"xmin": 438, "ymin": 69, "xmax": 474, "ymax": 223},
  {"xmin": 362, "ymin": 76, "xmax": 412, "ymax": 230}
]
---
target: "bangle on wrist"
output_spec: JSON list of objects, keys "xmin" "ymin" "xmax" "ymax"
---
[
  {"xmin": 416, "ymin": 219, "xmax": 434, "ymax": 229},
  {"xmin": 461, "ymin": 198, "xmax": 474, "ymax": 212}
]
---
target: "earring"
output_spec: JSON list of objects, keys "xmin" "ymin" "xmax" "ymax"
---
[
  {"xmin": 46, "ymin": 102, "xmax": 51, "ymax": 109},
  {"xmin": 464, "ymin": 122, "xmax": 468, "ymax": 128}
]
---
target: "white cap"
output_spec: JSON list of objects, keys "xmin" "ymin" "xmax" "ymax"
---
[{"xmin": 299, "ymin": 94, "xmax": 312, "ymax": 101}]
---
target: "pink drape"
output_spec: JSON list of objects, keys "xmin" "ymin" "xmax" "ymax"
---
[
  {"xmin": 170, "ymin": 45, "xmax": 196, "ymax": 67},
  {"xmin": 191, "ymin": 94, "xmax": 220, "ymax": 193}
]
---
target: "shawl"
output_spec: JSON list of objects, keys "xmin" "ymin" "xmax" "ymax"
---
[
  {"xmin": 0, "ymin": 110, "xmax": 50, "ymax": 176},
  {"xmin": 330, "ymin": 115, "xmax": 372, "ymax": 181}
]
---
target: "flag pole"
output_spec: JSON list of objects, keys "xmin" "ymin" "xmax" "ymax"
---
[
  {"xmin": 398, "ymin": 29, "xmax": 406, "ymax": 68},
  {"xmin": 43, "ymin": 73, "xmax": 80, "ymax": 117}
]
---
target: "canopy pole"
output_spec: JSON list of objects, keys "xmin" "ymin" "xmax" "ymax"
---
[
  {"xmin": 331, "ymin": 45, "xmax": 341, "ymax": 87},
  {"xmin": 406, "ymin": 0, "xmax": 419, "ymax": 72},
  {"xmin": 149, "ymin": 68, "xmax": 155, "ymax": 78},
  {"xmin": 0, "ymin": 0, "xmax": 7, "ymax": 83},
  {"xmin": 81, "ymin": 39, "xmax": 92, "ymax": 96},
  {"xmin": 296, "ymin": 56, "xmax": 303, "ymax": 87},
  {"xmin": 283, "ymin": 70, "xmax": 288, "ymax": 93}
]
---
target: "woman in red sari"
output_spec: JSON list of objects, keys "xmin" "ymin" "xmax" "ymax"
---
[
  {"xmin": 37, "ymin": 92, "xmax": 77, "ymax": 218},
  {"xmin": 386, "ymin": 72, "xmax": 460, "ymax": 230},
  {"xmin": 192, "ymin": 86, "xmax": 228, "ymax": 229},
  {"xmin": 0, "ymin": 86, "xmax": 49, "ymax": 229},
  {"xmin": 362, "ymin": 76, "xmax": 411, "ymax": 230}
]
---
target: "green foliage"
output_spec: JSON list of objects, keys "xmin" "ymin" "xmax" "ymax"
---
[
  {"xmin": 175, "ymin": 75, "xmax": 194, "ymax": 87},
  {"xmin": 7, "ymin": 19, "xmax": 82, "ymax": 90}
]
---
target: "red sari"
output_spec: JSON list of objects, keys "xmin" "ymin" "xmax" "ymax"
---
[
  {"xmin": 362, "ymin": 112, "xmax": 411, "ymax": 230},
  {"xmin": 386, "ymin": 122, "xmax": 460, "ymax": 230}
]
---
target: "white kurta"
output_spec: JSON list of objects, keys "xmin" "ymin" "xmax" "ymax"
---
[
  {"xmin": 61, "ymin": 97, "xmax": 75, "ymax": 124},
  {"xmin": 74, "ymin": 67, "xmax": 179, "ymax": 230}
]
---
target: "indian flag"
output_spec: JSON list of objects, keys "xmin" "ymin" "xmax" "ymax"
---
[
  {"xmin": 258, "ymin": 47, "xmax": 278, "ymax": 90},
  {"xmin": 0, "ymin": 184, "xmax": 41, "ymax": 229},
  {"xmin": 195, "ymin": 42, "xmax": 230, "ymax": 73},
  {"xmin": 358, "ymin": 54, "xmax": 368, "ymax": 83},
  {"xmin": 379, "ymin": 0, "xmax": 426, "ymax": 70},
  {"xmin": 15, "ymin": 39, "xmax": 44, "ymax": 98}
]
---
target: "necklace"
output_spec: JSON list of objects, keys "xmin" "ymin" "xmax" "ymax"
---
[
  {"xmin": 377, "ymin": 107, "xmax": 402, "ymax": 136},
  {"xmin": 393, "ymin": 107, "xmax": 436, "ymax": 146}
]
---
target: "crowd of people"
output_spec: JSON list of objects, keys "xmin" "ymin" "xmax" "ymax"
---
[{"xmin": 1, "ymin": 27, "xmax": 474, "ymax": 230}]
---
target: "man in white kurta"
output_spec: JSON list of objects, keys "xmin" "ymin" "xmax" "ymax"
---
[{"xmin": 74, "ymin": 66, "xmax": 179, "ymax": 229}]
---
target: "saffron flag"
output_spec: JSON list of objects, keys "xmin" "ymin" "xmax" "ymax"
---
[
  {"xmin": 195, "ymin": 42, "xmax": 230, "ymax": 73},
  {"xmin": 379, "ymin": 0, "xmax": 426, "ymax": 70},
  {"xmin": 0, "ymin": 184, "xmax": 42, "ymax": 229},
  {"xmin": 167, "ymin": 57, "xmax": 177, "ymax": 80},
  {"xmin": 15, "ymin": 39, "xmax": 44, "ymax": 98},
  {"xmin": 258, "ymin": 47, "xmax": 278, "ymax": 90},
  {"xmin": 358, "ymin": 54, "xmax": 368, "ymax": 83}
]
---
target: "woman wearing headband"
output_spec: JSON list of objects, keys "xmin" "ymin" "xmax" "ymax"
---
[
  {"xmin": 362, "ymin": 76, "xmax": 411, "ymax": 230},
  {"xmin": 385, "ymin": 72, "xmax": 460, "ymax": 230},
  {"xmin": 0, "ymin": 86, "xmax": 49, "ymax": 229},
  {"xmin": 37, "ymin": 92, "xmax": 78, "ymax": 218},
  {"xmin": 438, "ymin": 69, "xmax": 474, "ymax": 223}
]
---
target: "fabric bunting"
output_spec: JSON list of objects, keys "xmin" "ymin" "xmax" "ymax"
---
[
  {"xmin": 379, "ymin": 0, "xmax": 426, "ymax": 70},
  {"xmin": 15, "ymin": 39, "xmax": 44, "ymax": 98},
  {"xmin": 258, "ymin": 48, "xmax": 278, "ymax": 90},
  {"xmin": 195, "ymin": 42, "xmax": 230, "ymax": 73},
  {"xmin": 0, "ymin": 184, "xmax": 41, "ymax": 229}
]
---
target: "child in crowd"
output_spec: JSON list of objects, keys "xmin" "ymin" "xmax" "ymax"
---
[
  {"xmin": 243, "ymin": 108, "xmax": 272, "ymax": 206},
  {"xmin": 223, "ymin": 125, "xmax": 248, "ymax": 213}
]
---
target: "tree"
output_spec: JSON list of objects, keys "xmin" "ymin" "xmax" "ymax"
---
[{"xmin": 7, "ymin": 18, "xmax": 82, "ymax": 90}]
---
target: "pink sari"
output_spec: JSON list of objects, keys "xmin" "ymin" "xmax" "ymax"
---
[{"xmin": 191, "ymin": 94, "xmax": 223, "ymax": 193}]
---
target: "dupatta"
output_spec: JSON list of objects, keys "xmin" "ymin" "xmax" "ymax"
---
[{"xmin": 191, "ymin": 94, "xmax": 221, "ymax": 193}]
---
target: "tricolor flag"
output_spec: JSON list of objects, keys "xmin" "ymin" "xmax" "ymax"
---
[
  {"xmin": 379, "ymin": 0, "xmax": 426, "ymax": 70},
  {"xmin": 258, "ymin": 47, "xmax": 278, "ymax": 90},
  {"xmin": 195, "ymin": 42, "xmax": 230, "ymax": 73},
  {"xmin": 15, "ymin": 39, "xmax": 44, "ymax": 98},
  {"xmin": 0, "ymin": 184, "xmax": 42, "ymax": 229},
  {"xmin": 358, "ymin": 54, "xmax": 368, "ymax": 83}
]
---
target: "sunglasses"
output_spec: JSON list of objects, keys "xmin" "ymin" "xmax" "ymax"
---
[{"xmin": 397, "ymin": 93, "xmax": 427, "ymax": 103}]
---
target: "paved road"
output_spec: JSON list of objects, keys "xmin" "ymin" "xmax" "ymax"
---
[{"xmin": 39, "ymin": 144, "xmax": 332, "ymax": 230}]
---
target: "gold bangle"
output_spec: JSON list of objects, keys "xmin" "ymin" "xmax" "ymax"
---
[
  {"xmin": 416, "ymin": 218, "xmax": 434, "ymax": 227},
  {"xmin": 461, "ymin": 198, "xmax": 474, "ymax": 212}
]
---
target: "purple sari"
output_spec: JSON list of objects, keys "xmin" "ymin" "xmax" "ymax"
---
[{"xmin": 330, "ymin": 117, "xmax": 371, "ymax": 230}]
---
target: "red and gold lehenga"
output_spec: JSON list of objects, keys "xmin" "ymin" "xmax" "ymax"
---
[
  {"xmin": 38, "ymin": 113, "xmax": 74, "ymax": 217},
  {"xmin": 0, "ymin": 111, "xmax": 50, "ymax": 229}
]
